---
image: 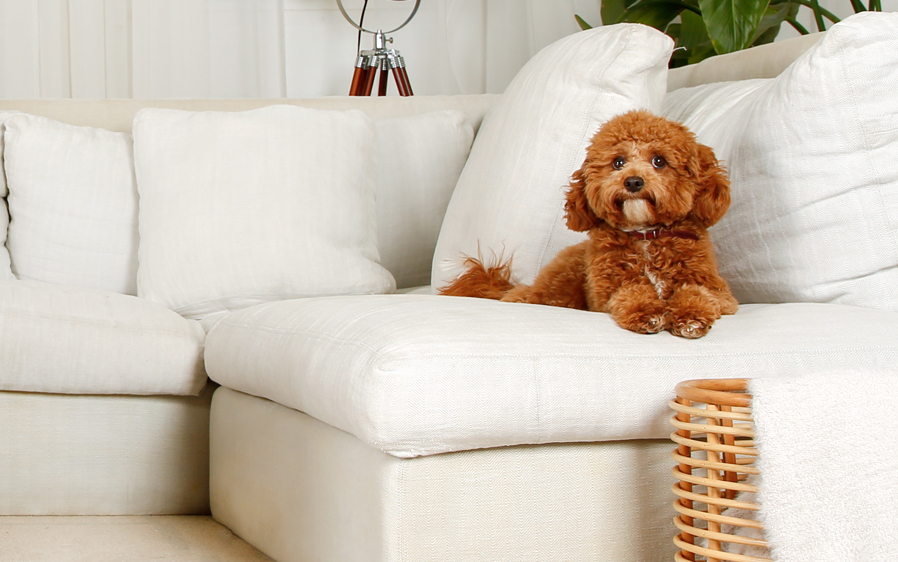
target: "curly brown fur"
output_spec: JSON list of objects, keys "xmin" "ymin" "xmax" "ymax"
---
[
  {"xmin": 440, "ymin": 110, "xmax": 738, "ymax": 338},
  {"xmin": 439, "ymin": 256, "xmax": 515, "ymax": 300}
]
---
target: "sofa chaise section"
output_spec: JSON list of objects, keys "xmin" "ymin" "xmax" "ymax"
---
[{"xmin": 204, "ymin": 294, "xmax": 898, "ymax": 561}]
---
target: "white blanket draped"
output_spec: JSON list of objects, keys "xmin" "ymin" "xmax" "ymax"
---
[{"xmin": 749, "ymin": 371, "xmax": 898, "ymax": 562}]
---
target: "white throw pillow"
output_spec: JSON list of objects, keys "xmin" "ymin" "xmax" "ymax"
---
[
  {"xmin": 3, "ymin": 114, "xmax": 138, "ymax": 294},
  {"xmin": 133, "ymin": 105, "xmax": 395, "ymax": 319},
  {"xmin": 0, "ymin": 110, "xmax": 17, "ymax": 196},
  {"xmin": 431, "ymin": 24, "xmax": 673, "ymax": 289},
  {"xmin": 0, "ymin": 111, "xmax": 17, "ymax": 280},
  {"xmin": 663, "ymin": 12, "xmax": 898, "ymax": 311},
  {"xmin": 376, "ymin": 111, "xmax": 474, "ymax": 288}
]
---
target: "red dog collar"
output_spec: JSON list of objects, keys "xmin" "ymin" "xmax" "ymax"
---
[{"xmin": 628, "ymin": 228, "xmax": 699, "ymax": 241}]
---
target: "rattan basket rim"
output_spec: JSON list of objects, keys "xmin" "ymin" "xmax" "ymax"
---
[{"xmin": 674, "ymin": 378, "xmax": 751, "ymax": 408}]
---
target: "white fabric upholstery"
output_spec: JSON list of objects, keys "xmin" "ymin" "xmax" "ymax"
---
[
  {"xmin": 431, "ymin": 24, "xmax": 673, "ymax": 289},
  {"xmin": 211, "ymin": 387, "xmax": 677, "ymax": 562},
  {"xmin": 133, "ymin": 105, "xmax": 395, "ymax": 319},
  {"xmin": 0, "ymin": 279, "xmax": 206, "ymax": 395},
  {"xmin": 205, "ymin": 294, "xmax": 898, "ymax": 458},
  {"xmin": 4, "ymin": 114, "xmax": 138, "ymax": 294},
  {"xmin": 375, "ymin": 111, "xmax": 474, "ymax": 289},
  {"xmin": 0, "ymin": 98, "xmax": 495, "ymax": 297},
  {"xmin": 0, "ymin": 385, "xmax": 213, "ymax": 515},
  {"xmin": 663, "ymin": 13, "xmax": 898, "ymax": 312},
  {"xmin": 0, "ymin": 96, "xmax": 498, "ymax": 136},
  {"xmin": 0, "ymin": 111, "xmax": 14, "ymax": 195},
  {"xmin": 666, "ymin": 32, "xmax": 823, "ymax": 91},
  {"xmin": 0, "ymin": 111, "xmax": 20, "ymax": 280}
]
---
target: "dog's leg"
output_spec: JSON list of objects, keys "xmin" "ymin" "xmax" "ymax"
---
[
  {"xmin": 666, "ymin": 284, "xmax": 725, "ymax": 339},
  {"xmin": 716, "ymin": 289, "xmax": 739, "ymax": 316},
  {"xmin": 605, "ymin": 284, "xmax": 669, "ymax": 334}
]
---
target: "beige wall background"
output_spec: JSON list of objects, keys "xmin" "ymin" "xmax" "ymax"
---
[{"xmin": 0, "ymin": 0, "xmax": 893, "ymax": 99}]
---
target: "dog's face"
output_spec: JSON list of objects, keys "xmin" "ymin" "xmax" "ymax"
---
[{"xmin": 565, "ymin": 110, "xmax": 730, "ymax": 232}]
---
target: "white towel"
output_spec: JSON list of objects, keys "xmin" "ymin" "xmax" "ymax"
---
[{"xmin": 749, "ymin": 370, "xmax": 898, "ymax": 562}]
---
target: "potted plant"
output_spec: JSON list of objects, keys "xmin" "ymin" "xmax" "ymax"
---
[{"xmin": 577, "ymin": 0, "xmax": 882, "ymax": 67}]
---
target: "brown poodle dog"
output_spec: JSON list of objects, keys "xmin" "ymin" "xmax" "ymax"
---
[{"xmin": 440, "ymin": 110, "xmax": 738, "ymax": 338}]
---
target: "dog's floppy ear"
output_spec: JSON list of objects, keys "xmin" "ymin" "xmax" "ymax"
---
[
  {"xmin": 688, "ymin": 143, "xmax": 731, "ymax": 227},
  {"xmin": 564, "ymin": 169, "xmax": 601, "ymax": 232}
]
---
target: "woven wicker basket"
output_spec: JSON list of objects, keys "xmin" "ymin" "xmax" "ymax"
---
[{"xmin": 670, "ymin": 378, "xmax": 771, "ymax": 562}]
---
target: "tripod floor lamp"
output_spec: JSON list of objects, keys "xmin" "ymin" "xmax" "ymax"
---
[{"xmin": 338, "ymin": 0, "xmax": 419, "ymax": 96}]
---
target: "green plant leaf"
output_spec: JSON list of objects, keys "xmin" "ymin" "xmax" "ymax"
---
[
  {"xmin": 698, "ymin": 0, "xmax": 770, "ymax": 54},
  {"xmin": 679, "ymin": 9, "xmax": 712, "ymax": 48},
  {"xmin": 622, "ymin": 0, "xmax": 684, "ymax": 31},
  {"xmin": 783, "ymin": 0, "xmax": 840, "ymax": 24},
  {"xmin": 751, "ymin": 3, "xmax": 791, "ymax": 44},
  {"xmin": 575, "ymin": 15, "xmax": 593, "ymax": 30},
  {"xmin": 601, "ymin": 0, "xmax": 637, "ymax": 24},
  {"xmin": 677, "ymin": 11, "xmax": 717, "ymax": 65}
]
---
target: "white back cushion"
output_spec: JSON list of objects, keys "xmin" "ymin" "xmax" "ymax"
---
[
  {"xmin": 376, "ymin": 111, "xmax": 474, "ymax": 288},
  {"xmin": 133, "ymin": 105, "xmax": 395, "ymax": 319},
  {"xmin": 0, "ymin": 111, "xmax": 17, "ymax": 280},
  {"xmin": 3, "ymin": 114, "xmax": 138, "ymax": 294},
  {"xmin": 663, "ymin": 12, "xmax": 898, "ymax": 311},
  {"xmin": 431, "ymin": 24, "xmax": 673, "ymax": 288}
]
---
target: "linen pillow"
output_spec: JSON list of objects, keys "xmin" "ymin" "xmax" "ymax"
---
[
  {"xmin": 431, "ymin": 24, "xmax": 673, "ymax": 289},
  {"xmin": 375, "ymin": 111, "xmax": 474, "ymax": 289},
  {"xmin": 0, "ymin": 111, "xmax": 18, "ymax": 280},
  {"xmin": 3, "ymin": 114, "xmax": 138, "ymax": 293},
  {"xmin": 663, "ymin": 12, "xmax": 898, "ymax": 311},
  {"xmin": 133, "ymin": 105, "xmax": 395, "ymax": 320}
]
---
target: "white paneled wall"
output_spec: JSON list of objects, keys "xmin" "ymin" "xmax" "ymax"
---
[
  {"xmin": 0, "ymin": 0, "xmax": 893, "ymax": 99},
  {"xmin": 0, "ymin": 0, "xmax": 599, "ymax": 98}
]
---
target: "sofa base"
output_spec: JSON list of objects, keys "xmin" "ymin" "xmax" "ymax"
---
[
  {"xmin": 211, "ymin": 387, "xmax": 677, "ymax": 562},
  {"xmin": 0, "ymin": 385, "xmax": 213, "ymax": 515}
]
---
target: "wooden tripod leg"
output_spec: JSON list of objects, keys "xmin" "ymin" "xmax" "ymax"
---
[
  {"xmin": 378, "ymin": 66, "xmax": 389, "ymax": 96},
  {"xmin": 391, "ymin": 67, "xmax": 413, "ymax": 96},
  {"xmin": 363, "ymin": 65, "xmax": 377, "ymax": 96},
  {"xmin": 349, "ymin": 55, "xmax": 369, "ymax": 96},
  {"xmin": 349, "ymin": 67, "xmax": 366, "ymax": 96}
]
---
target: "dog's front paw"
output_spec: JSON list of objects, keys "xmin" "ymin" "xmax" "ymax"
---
[
  {"xmin": 667, "ymin": 285, "xmax": 724, "ymax": 338},
  {"xmin": 613, "ymin": 306, "xmax": 669, "ymax": 334},
  {"xmin": 608, "ymin": 286, "xmax": 669, "ymax": 334},
  {"xmin": 670, "ymin": 317, "xmax": 713, "ymax": 339}
]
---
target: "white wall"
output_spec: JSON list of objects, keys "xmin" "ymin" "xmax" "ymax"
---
[
  {"xmin": 0, "ymin": 0, "xmax": 893, "ymax": 99},
  {"xmin": 284, "ymin": 0, "xmax": 603, "ymax": 96}
]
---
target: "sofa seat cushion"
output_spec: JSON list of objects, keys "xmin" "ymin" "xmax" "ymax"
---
[
  {"xmin": 205, "ymin": 295, "xmax": 898, "ymax": 458},
  {"xmin": 0, "ymin": 280, "xmax": 206, "ymax": 395}
]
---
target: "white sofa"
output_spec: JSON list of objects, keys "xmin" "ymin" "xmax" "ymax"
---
[{"xmin": 2, "ymin": 13, "xmax": 897, "ymax": 562}]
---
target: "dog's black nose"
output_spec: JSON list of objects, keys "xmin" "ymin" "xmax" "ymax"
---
[{"xmin": 624, "ymin": 176, "xmax": 644, "ymax": 193}]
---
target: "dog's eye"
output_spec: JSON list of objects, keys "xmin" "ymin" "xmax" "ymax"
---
[
  {"xmin": 652, "ymin": 155, "xmax": 667, "ymax": 169},
  {"xmin": 612, "ymin": 157, "xmax": 626, "ymax": 170}
]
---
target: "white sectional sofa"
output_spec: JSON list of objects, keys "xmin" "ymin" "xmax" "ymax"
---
[{"xmin": 2, "ymin": 12, "xmax": 897, "ymax": 562}]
